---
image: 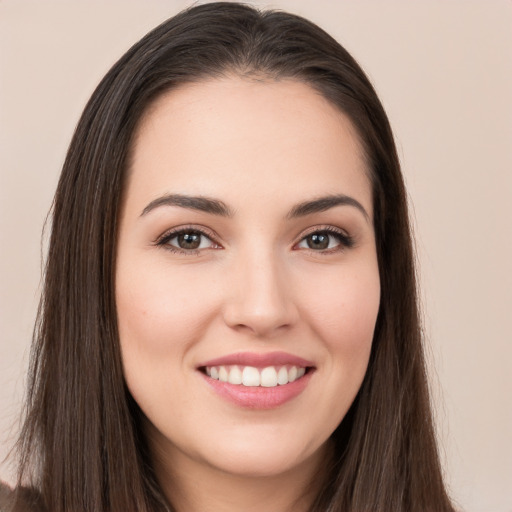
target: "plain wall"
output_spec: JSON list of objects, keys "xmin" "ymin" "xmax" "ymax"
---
[{"xmin": 1, "ymin": 1, "xmax": 511, "ymax": 511}]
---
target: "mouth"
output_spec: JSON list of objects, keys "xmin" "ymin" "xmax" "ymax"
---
[
  {"xmin": 196, "ymin": 352, "xmax": 315, "ymax": 408},
  {"xmin": 200, "ymin": 364, "xmax": 311, "ymax": 387}
]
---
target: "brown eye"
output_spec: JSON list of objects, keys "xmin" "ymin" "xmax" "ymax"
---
[
  {"xmin": 296, "ymin": 229, "xmax": 353, "ymax": 252},
  {"xmin": 305, "ymin": 233, "xmax": 330, "ymax": 250},
  {"xmin": 177, "ymin": 232, "xmax": 202, "ymax": 250},
  {"xmin": 161, "ymin": 230, "xmax": 216, "ymax": 252}
]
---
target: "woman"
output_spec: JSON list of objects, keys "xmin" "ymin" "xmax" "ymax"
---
[{"xmin": 2, "ymin": 2, "xmax": 456, "ymax": 511}]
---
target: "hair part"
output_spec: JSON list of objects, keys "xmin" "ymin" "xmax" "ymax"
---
[{"xmin": 13, "ymin": 3, "xmax": 454, "ymax": 511}]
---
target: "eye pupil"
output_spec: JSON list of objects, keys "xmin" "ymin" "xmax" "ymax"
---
[
  {"xmin": 178, "ymin": 232, "xmax": 201, "ymax": 249},
  {"xmin": 307, "ymin": 233, "xmax": 329, "ymax": 250}
]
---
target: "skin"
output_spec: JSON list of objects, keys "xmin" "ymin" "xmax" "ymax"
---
[{"xmin": 116, "ymin": 77, "xmax": 380, "ymax": 512}]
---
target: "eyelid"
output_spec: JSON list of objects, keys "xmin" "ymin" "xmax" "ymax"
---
[
  {"xmin": 153, "ymin": 224, "xmax": 354, "ymax": 255},
  {"xmin": 154, "ymin": 224, "xmax": 222, "ymax": 251},
  {"xmin": 293, "ymin": 225, "xmax": 354, "ymax": 251}
]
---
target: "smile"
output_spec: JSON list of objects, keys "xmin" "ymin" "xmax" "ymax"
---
[
  {"xmin": 204, "ymin": 365, "xmax": 307, "ymax": 387},
  {"xmin": 197, "ymin": 352, "xmax": 315, "ymax": 408}
]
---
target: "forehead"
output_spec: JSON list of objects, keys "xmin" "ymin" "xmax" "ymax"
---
[{"xmin": 127, "ymin": 77, "xmax": 372, "ymax": 218}]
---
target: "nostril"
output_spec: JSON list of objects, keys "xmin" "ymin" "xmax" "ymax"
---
[
  {"xmin": 222, "ymin": 269, "xmax": 299, "ymax": 336},
  {"xmin": 223, "ymin": 303, "xmax": 298, "ymax": 338}
]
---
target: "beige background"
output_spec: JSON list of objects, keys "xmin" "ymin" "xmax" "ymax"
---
[{"xmin": 1, "ymin": 1, "xmax": 511, "ymax": 510}]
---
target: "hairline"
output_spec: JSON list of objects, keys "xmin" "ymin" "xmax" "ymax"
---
[{"xmin": 125, "ymin": 70, "xmax": 375, "ymax": 190}]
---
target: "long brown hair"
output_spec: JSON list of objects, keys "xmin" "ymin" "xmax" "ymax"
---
[{"xmin": 12, "ymin": 3, "xmax": 454, "ymax": 511}]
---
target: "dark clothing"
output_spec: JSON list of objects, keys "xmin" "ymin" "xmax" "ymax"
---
[{"xmin": 0, "ymin": 482, "xmax": 44, "ymax": 512}]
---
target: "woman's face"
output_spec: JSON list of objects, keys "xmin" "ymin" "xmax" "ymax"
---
[{"xmin": 116, "ymin": 77, "xmax": 380, "ymax": 479}]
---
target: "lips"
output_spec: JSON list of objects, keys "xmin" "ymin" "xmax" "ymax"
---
[
  {"xmin": 197, "ymin": 351, "xmax": 315, "ymax": 409},
  {"xmin": 199, "ymin": 351, "xmax": 314, "ymax": 368}
]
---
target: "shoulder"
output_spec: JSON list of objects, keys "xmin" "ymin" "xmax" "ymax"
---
[
  {"xmin": 0, "ymin": 481, "xmax": 45, "ymax": 512},
  {"xmin": 0, "ymin": 481, "xmax": 11, "ymax": 512}
]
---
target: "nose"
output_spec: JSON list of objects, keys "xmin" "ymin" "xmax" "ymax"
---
[{"xmin": 222, "ymin": 249, "xmax": 298, "ymax": 338}]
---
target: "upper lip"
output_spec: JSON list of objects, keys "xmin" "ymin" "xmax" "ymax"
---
[{"xmin": 198, "ymin": 351, "xmax": 315, "ymax": 369}]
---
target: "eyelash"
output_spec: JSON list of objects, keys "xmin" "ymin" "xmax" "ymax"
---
[
  {"xmin": 154, "ymin": 225, "xmax": 220, "ymax": 255},
  {"xmin": 154, "ymin": 225, "xmax": 354, "ymax": 255},
  {"xmin": 295, "ymin": 226, "xmax": 354, "ymax": 254}
]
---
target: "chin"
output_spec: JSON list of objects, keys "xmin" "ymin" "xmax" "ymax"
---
[{"xmin": 199, "ymin": 433, "xmax": 327, "ymax": 479}]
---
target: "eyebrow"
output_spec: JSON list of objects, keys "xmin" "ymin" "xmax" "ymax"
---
[
  {"xmin": 141, "ymin": 194, "xmax": 234, "ymax": 217},
  {"xmin": 287, "ymin": 194, "xmax": 370, "ymax": 222},
  {"xmin": 140, "ymin": 193, "xmax": 369, "ymax": 221}
]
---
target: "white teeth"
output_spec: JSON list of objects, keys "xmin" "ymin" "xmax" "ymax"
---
[
  {"xmin": 205, "ymin": 364, "xmax": 308, "ymax": 387},
  {"xmin": 277, "ymin": 366, "xmax": 289, "ymax": 385},
  {"xmin": 219, "ymin": 366, "xmax": 229, "ymax": 382},
  {"xmin": 260, "ymin": 367, "xmax": 278, "ymax": 387},
  {"xmin": 228, "ymin": 366, "xmax": 243, "ymax": 385},
  {"xmin": 242, "ymin": 366, "xmax": 260, "ymax": 386}
]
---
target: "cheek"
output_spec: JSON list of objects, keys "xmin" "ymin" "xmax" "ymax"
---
[
  {"xmin": 295, "ymin": 258, "xmax": 380, "ymax": 371},
  {"xmin": 116, "ymin": 262, "xmax": 216, "ymax": 357},
  {"xmin": 289, "ymin": 259, "xmax": 380, "ymax": 441},
  {"xmin": 115, "ymin": 263, "xmax": 216, "ymax": 415},
  {"xmin": 301, "ymin": 263, "xmax": 379, "ymax": 334},
  {"xmin": 115, "ymin": 264, "xmax": 215, "ymax": 421}
]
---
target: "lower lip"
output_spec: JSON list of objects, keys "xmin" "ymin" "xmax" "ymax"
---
[{"xmin": 200, "ymin": 371, "xmax": 313, "ymax": 409}]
